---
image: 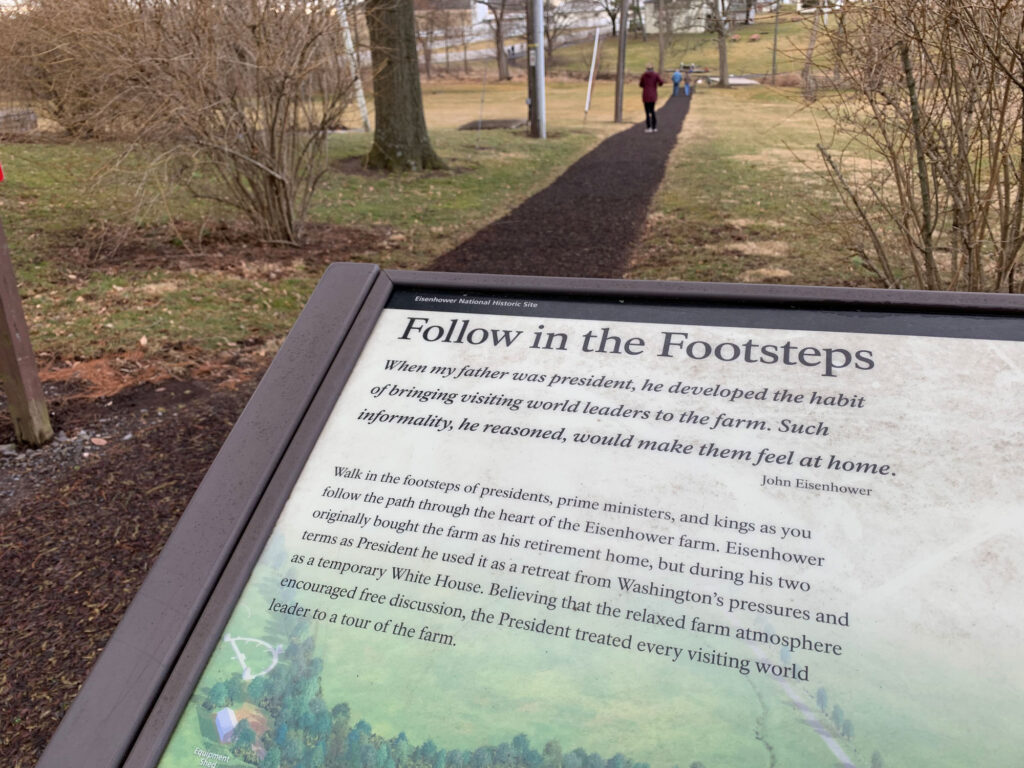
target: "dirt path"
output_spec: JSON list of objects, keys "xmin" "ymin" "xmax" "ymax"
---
[{"xmin": 431, "ymin": 92, "xmax": 691, "ymax": 278}]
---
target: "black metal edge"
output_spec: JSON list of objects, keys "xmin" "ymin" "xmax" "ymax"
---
[
  {"xmin": 120, "ymin": 271, "xmax": 397, "ymax": 768},
  {"xmin": 388, "ymin": 270, "xmax": 1024, "ymax": 315},
  {"xmin": 35, "ymin": 263, "xmax": 381, "ymax": 768}
]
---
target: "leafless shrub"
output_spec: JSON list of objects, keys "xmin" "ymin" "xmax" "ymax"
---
[
  {"xmin": 0, "ymin": 0, "xmax": 144, "ymax": 137},
  {"xmin": 818, "ymin": 0, "xmax": 1024, "ymax": 292},
  {"xmin": 1, "ymin": 0, "xmax": 356, "ymax": 245}
]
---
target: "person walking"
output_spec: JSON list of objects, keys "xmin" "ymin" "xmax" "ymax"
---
[
  {"xmin": 671, "ymin": 66, "xmax": 683, "ymax": 96},
  {"xmin": 640, "ymin": 63, "xmax": 664, "ymax": 133}
]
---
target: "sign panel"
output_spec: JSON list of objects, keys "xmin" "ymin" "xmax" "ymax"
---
[{"xmin": 148, "ymin": 284, "xmax": 1023, "ymax": 768}]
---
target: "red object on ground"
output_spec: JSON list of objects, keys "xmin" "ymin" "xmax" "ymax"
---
[{"xmin": 0, "ymin": 161, "xmax": 4, "ymax": 182}]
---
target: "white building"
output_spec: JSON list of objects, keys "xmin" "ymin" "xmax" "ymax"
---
[{"xmin": 214, "ymin": 708, "xmax": 238, "ymax": 744}]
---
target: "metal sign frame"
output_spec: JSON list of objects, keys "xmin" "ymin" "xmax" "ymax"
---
[{"xmin": 37, "ymin": 264, "xmax": 1024, "ymax": 768}]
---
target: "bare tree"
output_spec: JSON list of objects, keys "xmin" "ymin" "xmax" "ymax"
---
[
  {"xmin": 365, "ymin": 0, "xmax": 446, "ymax": 170},
  {"xmin": 477, "ymin": 0, "xmax": 518, "ymax": 80},
  {"xmin": 801, "ymin": 6, "xmax": 822, "ymax": 101},
  {"xmin": 630, "ymin": 0, "xmax": 646, "ymax": 42},
  {"xmin": 438, "ymin": 8, "xmax": 456, "ymax": 73},
  {"xmin": 543, "ymin": 0, "xmax": 585, "ymax": 60},
  {"xmin": 818, "ymin": 0, "xmax": 1024, "ymax": 291},
  {"xmin": 652, "ymin": 0, "xmax": 706, "ymax": 68},
  {"xmin": 414, "ymin": 2, "xmax": 445, "ymax": 79},
  {"xmin": 706, "ymin": 0, "xmax": 730, "ymax": 87},
  {"xmin": 1, "ymin": 0, "xmax": 357, "ymax": 245},
  {"xmin": 595, "ymin": 0, "xmax": 621, "ymax": 37},
  {"xmin": 452, "ymin": 12, "xmax": 475, "ymax": 74}
]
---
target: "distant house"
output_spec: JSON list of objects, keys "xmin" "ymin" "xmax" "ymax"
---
[
  {"xmin": 215, "ymin": 708, "xmax": 238, "ymax": 743},
  {"xmin": 643, "ymin": 0, "xmax": 776, "ymax": 34}
]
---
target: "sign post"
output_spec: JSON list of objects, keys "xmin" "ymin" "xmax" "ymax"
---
[
  {"xmin": 37, "ymin": 268, "xmax": 1024, "ymax": 768},
  {"xmin": 0, "ymin": 161, "xmax": 53, "ymax": 447}
]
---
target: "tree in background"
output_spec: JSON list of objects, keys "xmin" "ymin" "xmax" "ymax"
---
[
  {"xmin": 225, "ymin": 673, "xmax": 244, "ymax": 704},
  {"xmin": 818, "ymin": 0, "xmax": 1024, "ymax": 291},
  {"xmin": 477, "ymin": 0, "xmax": 520, "ymax": 80},
  {"xmin": 234, "ymin": 719, "xmax": 256, "ymax": 751},
  {"xmin": 705, "ymin": 0, "xmax": 731, "ymax": 87},
  {"xmin": 365, "ymin": 0, "xmax": 446, "ymax": 170},
  {"xmin": 542, "ymin": 741, "xmax": 563, "ymax": 768},
  {"xmin": 629, "ymin": 0, "xmax": 646, "ymax": 41},
  {"xmin": 207, "ymin": 681, "xmax": 229, "ymax": 709},
  {"xmin": 414, "ymin": 0, "xmax": 446, "ymax": 79},
  {"xmin": 543, "ymin": 0, "xmax": 584, "ymax": 60},
  {"xmin": 595, "ymin": 0, "xmax": 622, "ymax": 37}
]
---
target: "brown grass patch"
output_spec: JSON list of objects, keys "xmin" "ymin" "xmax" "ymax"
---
[
  {"xmin": 724, "ymin": 240, "xmax": 791, "ymax": 258},
  {"xmin": 739, "ymin": 267, "xmax": 795, "ymax": 282}
]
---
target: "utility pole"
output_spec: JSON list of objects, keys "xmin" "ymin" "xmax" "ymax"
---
[
  {"xmin": 656, "ymin": 0, "xmax": 665, "ymax": 74},
  {"xmin": 614, "ymin": 0, "xmax": 628, "ymax": 122},
  {"xmin": 527, "ymin": 0, "xmax": 537, "ymax": 132},
  {"xmin": 771, "ymin": 0, "xmax": 781, "ymax": 84},
  {"xmin": 532, "ymin": 0, "xmax": 546, "ymax": 138}
]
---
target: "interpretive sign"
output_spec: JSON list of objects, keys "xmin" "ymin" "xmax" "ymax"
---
[{"xmin": 39, "ymin": 266, "xmax": 1024, "ymax": 768}]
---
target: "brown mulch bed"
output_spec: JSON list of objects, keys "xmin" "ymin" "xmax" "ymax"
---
[
  {"xmin": 2, "ymin": 99, "xmax": 691, "ymax": 767},
  {"xmin": 1, "ymin": 363, "xmax": 264, "ymax": 768}
]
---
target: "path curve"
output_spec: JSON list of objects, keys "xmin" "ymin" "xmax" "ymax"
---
[{"xmin": 430, "ymin": 92, "xmax": 691, "ymax": 278}]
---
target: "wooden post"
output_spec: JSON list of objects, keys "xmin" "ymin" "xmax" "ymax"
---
[{"xmin": 0, "ymin": 216, "xmax": 53, "ymax": 446}]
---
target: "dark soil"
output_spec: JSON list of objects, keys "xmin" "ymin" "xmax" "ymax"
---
[
  {"xmin": 1, "ymin": 365, "xmax": 264, "ymax": 768},
  {"xmin": 1, "ymin": 97, "xmax": 690, "ymax": 768}
]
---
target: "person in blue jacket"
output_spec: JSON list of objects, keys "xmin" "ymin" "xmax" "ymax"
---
[{"xmin": 671, "ymin": 66, "xmax": 683, "ymax": 96}]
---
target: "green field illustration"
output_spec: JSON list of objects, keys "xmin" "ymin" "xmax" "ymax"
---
[{"xmin": 155, "ymin": 536, "xmax": 1024, "ymax": 768}]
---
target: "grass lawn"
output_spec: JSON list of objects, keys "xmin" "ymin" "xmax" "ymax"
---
[
  {"xmin": 628, "ymin": 85, "xmax": 870, "ymax": 287},
  {"xmin": 0, "ymin": 79, "xmax": 638, "ymax": 363},
  {"xmin": 0, "ymin": 15, "xmax": 860, "ymax": 371},
  {"xmin": 549, "ymin": 12, "xmax": 822, "ymax": 79}
]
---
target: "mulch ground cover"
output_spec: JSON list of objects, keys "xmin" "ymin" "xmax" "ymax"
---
[
  {"xmin": 2, "ymin": 98, "xmax": 688, "ymax": 767},
  {"xmin": 432, "ymin": 93, "xmax": 690, "ymax": 277},
  {"xmin": 1, "ymin": 369, "xmax": 262, "ymax": 768}
]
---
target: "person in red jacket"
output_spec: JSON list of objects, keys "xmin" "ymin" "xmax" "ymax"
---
[{"xmin": 639, "ymin": 64, "xmax": 665, "ymax": 133}]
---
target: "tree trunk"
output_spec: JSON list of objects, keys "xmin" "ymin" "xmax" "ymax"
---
[
  {"xmin": 493, "ymin": 7, "xmax": 511, "ymax": 80},
  {"xmin": 802, "ymin": 8, "xmax": 821, "ymax": 101},
  {"xmin": 712, "ymin": 0, "xmax": 729, "ymax": 87},
  {"xmin": 633, "ymin": 1, "xmax": 646, "ymax": 42},
  {"xmin": 365, "ymin": 0, "xmax": 446, "ymax": 170},
  {"xmin": 419, "ymin": 30, "xmax": 433, "ymax": 80}
]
